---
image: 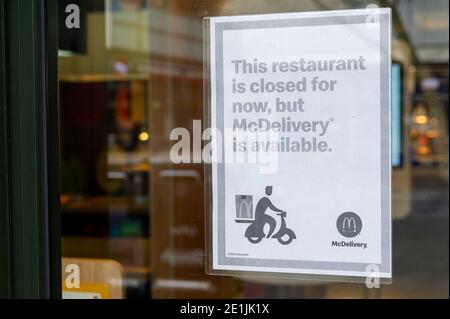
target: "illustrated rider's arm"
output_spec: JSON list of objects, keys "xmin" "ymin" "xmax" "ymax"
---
[{"xmin": 268, "ymin": 201, "xmax": 284, "ymax": 213}]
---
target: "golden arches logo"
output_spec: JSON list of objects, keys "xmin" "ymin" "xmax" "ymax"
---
[
  {"xmin": 337, "ymin": 212, "xmax": 362, "ymax": 237},
  {"xmin": 238, "ymin": 200, "xmax": 253, "ymax": 218},
  {"xmin": 342, "ymin": 216, "xmax": 357, "ymax": 231}
]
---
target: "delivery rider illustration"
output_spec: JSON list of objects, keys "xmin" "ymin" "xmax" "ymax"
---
[
  {"xmin": 254, "ymin": 186, "xmax": 283, "ymax": 238},
  {"xmin": 244, "ymin": 186, "xmax": 296, "ymax": 245}
]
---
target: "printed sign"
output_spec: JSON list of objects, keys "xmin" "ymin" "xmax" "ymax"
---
[{"xmin": 206, "ymin": 9, "xmax": 392, "ymax": 279}]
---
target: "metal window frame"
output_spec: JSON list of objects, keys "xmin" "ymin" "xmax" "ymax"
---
[{"xmin": 0, "ymin": 0, "xmax": 60, "ymax": 299}]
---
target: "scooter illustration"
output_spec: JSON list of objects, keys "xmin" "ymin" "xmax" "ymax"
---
[
  {"xmin": 271, "ymin": 212, "xmax": 296, "ymax": 245},
  {"xmin": 238, "ymin": 186, "xmax": 296, "ymax": 245},
  {"xmin": 245, "ymin": 211, "xmax": 296, "ymax": 245},
  {"xmin": 244, "ymin": 221, "xmax": 265, "ymax": 244}
]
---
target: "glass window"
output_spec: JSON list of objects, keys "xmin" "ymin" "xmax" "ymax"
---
[{"xmin": 58, "ymin": 0, "xmax": 448, "ymax": 299}]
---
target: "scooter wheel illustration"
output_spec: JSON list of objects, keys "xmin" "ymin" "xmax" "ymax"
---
[
  {"xmin": 277, "ymin": 230, "xmax": 295, "ymax": 245},
  {"xmin": 247, "ymin": 236, "xmax": 263, "ymax": 244}
]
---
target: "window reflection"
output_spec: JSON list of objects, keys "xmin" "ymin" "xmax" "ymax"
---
[{"xmin": 59, "ymin": 0, "xmax": 448, "ymax": 299}]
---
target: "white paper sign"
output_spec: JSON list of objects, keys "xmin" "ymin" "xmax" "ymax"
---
[{"xmin": 207, "ymin": 9, "xmax": 392, "ymax": 280}]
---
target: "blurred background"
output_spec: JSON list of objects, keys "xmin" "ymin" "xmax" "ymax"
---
[{"xmin": 57, "ymin": 0, "xmax": 448, "ymax": 299}]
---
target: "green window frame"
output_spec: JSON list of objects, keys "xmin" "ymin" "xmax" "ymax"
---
[{"xmin": 0, "ymin": 0, "xmax": 60, "ymax": 299}]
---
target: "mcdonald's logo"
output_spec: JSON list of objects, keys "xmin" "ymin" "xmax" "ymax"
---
[
  {"xmin": 342, "ymin": 217, "xmax": 357, "ymax": 232},
  {"xmin": 337, "ymin": 212, "xmax": 362, "ymax": 238},
  {"xmin": 239, "ymin": 200, "xmax": 252, "ymax": 218},
  {"xmin": 235, "ymin": 195, "xmax": 253, "ymax": 219}
]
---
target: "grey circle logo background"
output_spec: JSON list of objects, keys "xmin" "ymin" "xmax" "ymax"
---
[{"xmin": 336, "ymin": 212, "xmax": 362, "ymax": 237}]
